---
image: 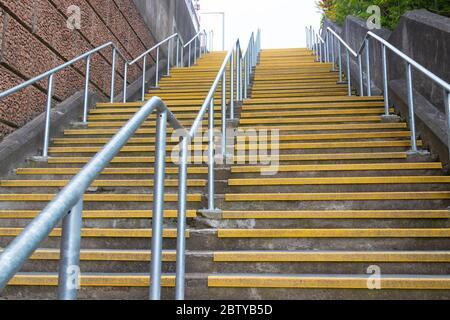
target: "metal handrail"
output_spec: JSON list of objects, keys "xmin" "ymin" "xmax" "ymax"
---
[
  {"xmin": 173, "ymin": 31, "xmax": 261, "ymax": 300},
  {"xmin": 0, "ymin": 29, "xmax": 262, "ymax": 301},
  {"xmin": 0, "ymin": 96, "xmax": 186, "ymax": 300},
  {"xmin": 326, "ymin": 27, "xmax": 363, "ymax": 97},
  {"xmin": 182, "ymin": 30, "xmax": 208, "ymax": 67},
  {"xmin": 123, "ymin": 33, "xmax": 185, "ymax": 102},
  {"xmin": 309, "ymin": 24, "xmax": 450, "ymax": 160},
  {"xmin": 0, "ymin": 42, "xmax": 128, "ymax": 157}
]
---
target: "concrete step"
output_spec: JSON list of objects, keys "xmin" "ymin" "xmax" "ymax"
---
[{"xmin": 12, "ymin": 250, "xmax": 450, "ymax": 275}]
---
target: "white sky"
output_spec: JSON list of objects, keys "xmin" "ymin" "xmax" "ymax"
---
[{"xmin": 198, "ymin": 0, "xmax": 322, "ymax": 51}]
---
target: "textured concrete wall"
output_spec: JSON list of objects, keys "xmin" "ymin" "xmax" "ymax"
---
[
  {"xmin": 133, "ymin": 0, "xmax": 198, "ymax": 46},
  {"xmin": 0, "ymin": 0, "xmax": 197, "ymax": 139},
  {"xmin": 323, "ymin": 10, "xmax": 450, "ymax": 165}
]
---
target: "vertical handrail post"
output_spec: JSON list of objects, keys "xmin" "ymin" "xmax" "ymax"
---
[
  {"xmin": 149, "ymin": 109, "xmax": 168, "ymax": 300},
  {"xmin": 346, "ymin": 49, "xmax": 352, "ymax": 96},
  {"xmin": 175, "ymin": 136, "xmax": 188, "ymax": 300},
  {"xmin": 445, "ymin": 91, "xmax": 450, "ymax": 163},
  {"xmin": 208, "ymin": 98, "xmax": 215, "ymax": 210},
  {"xmin": 188, "ymin": 44, "xmax": 191, "ymax": 67},
  {"xmin": 365, "ymin": 39, "xmax": 372, "ymax": 96},
  {"xmin": 381, "ymin": 44, "xmax": 390, "ymax": 115},
  {"xmin": 123, "ymin": 63, "xmax": 128, "ymax": 103},
  {"xmin": 330, "ymin": 34, "xmax": 335, "ymax": 71},
  {"xmin": 142, "ymin": 55, "xmax": 147, "ymax": 102},
  {"xmin": 181, "ymin": 46, "xmax": 184, "ymax": 68},
  {"xmin": 82, "ymin": 55, "xmax": 91, "ymax": 123},
  {"xmin": 110, "ymin": 48, "xmax": 117, "ymax": 103},
  {"xmin": 230, "ymin": 51, "xmax": 235, "ymax": 120},
  {"xmin": 156, "ymin": 47, "xmax": 160, "ymax": 87},
  {"xmin": 338, "ymin": 42, "xmax": 343, "ymax": 83},
  {"xmin": 57, "ymin": 197, "xmax": 83, "ymax": 300},
  {"xmin": 42, "ymin": 74, "xmax": 54, "ymax": 158},
  {"xmin": 236, "ymin": 44, "xmax": 240, "ymax": 101},
  {"xmin": 406, "ymin": 63, "xmax": 417, "ymax": 152},
  {"xmin": 239, "ymin": 54, "xmax": 243, "ymax": 100},
  {"xmin": 176, "ymin": 37, "xmax": 180, "ymax": 67},
  {"xmin": 244, "ymin": 54, "xmax": 248, "ymax": 99},
  {"xmin": 318, "ymin": 38, "xmax": 323, "ymax": 62},
  {"xmin": 194, "ymin": 37, "xmax": 197, "ymax": 65},
  {"xmin": 221, "ymin": 70, "xmax": 227, "ymax": 161},
  {"xmin": 167, "ymin": 39, "xmax": 171, "ymax": 76},
  {"xmin": 358, "ymin": 56, "xmax": 364, "ymax": 96}
]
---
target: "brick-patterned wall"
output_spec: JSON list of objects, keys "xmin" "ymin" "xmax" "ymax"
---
[{"xmin": 0, "ymin": 0, "xmax": 159, "ymax": 137}]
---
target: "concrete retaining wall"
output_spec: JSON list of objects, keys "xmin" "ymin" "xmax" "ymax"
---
[{"xmin": 323, "ymin": 10, "xmax": 450, "ymax": 165}]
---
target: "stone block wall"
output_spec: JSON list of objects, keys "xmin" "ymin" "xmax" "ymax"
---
[{"xmin": 0, "ymin": 0, "xmax": 196, "ymax": 138}]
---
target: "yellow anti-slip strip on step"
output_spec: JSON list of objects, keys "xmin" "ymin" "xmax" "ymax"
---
[
  {"xmin": 225, "ymin": 192, "xmax": 450, "ymax": 202},
  {"xmin": 16, "ymin": 167, "xmax": 208, "ymax": 175},
  {"xmin": 217, "ymin": 228, "xmax": 450, "ymax": 238},
  {"xmin": 0, "ymin": 228, "xmax": 188, "ymax": 238},
  {"xmin": 53, "ymin": 131, "xmax": 411, "ymax": 145},
  {"xmin": 63, "ymin": 123, "xmax": 407, "ymax": 136},
  {"xmin": 242, "ymin": 101, "xmax": 385, "ymax": 110},
  {"xmin": 46, "ymin": 156, "xmax": 208, "ymax": 164},
  {"xmin": 208, "ymin": 275, "xmax": 450, "ymax": 290},
  {"xmin": 237, "ymin": 123, "xmax": 407, "ymax": 131},
  {"xmin": 86, "ymin": 120, "xmax": 222, "ymax": 128},
  {"xmin": 222, "ymin": 210, "xmax": 450, "ymax": 219},
  {"xmin": 2, "ymin": 249, "xmax": 177, "ymax": 262},
  {"xmin": 213, "ymin": 251, "xmax": 450, "ymax": 262},
  {"xmin": 235, "ymin": 141, "xmax": 420, "ymax": 151},
  {"xmin": 239, "ymin": 116, "xmax": 385, "ymax": 125},
  {"xmin": 0, "ymin": 194, "xmax": 201, "ymax": 202},
  {"xmin": 243, "ymin": 96, "xmax": 384, "ymax": 105},
  {"xmin": 0, "ymin": 179, "xmax": 206, "ymax": 188},
  {"xmin": 0, "ymin": 209, "xmax": 197, "ymax": 219},
  {"xmin": 9, "ymin": 274, "xmax": 175, "ymax": 287},
  {"xmin": 46, "ymin": 152, "xmax": 408, "ymax": 164},
  {"xmin": 228, "ymin": 176, "xmax": 450, "ymax": 186},
  {"xmin": 240, "ymin": 108, "xmax": 395, "ymax": 118},
  {"xmin": 48, "ymin": 145, "xmax": 207, "ymax": 154},
  {"xmin": 90, "ymin": 106, "xmax": 224, "ymax": 114},
  {"xmin": 231, "ymin": 163, "xmax": 442, "ymax": 173}
]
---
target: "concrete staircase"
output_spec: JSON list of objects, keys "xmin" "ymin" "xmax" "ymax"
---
[{"xmin": 0, "ymin": 48, "xmax": 449, "ymax": 299}]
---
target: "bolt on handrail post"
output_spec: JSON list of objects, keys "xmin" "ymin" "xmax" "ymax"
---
[
  {"xmin": 406, "ymin": 63, "xmax": 417, "ymax": 152},
  {"xmin": 337, "ymin": 42, "xmax": 343, "ymax": 83},
  {"xmin": 57, "ymin": 197, "xmax": 83, "ymax": 300},
  {"xmin": 167, "ymin": 39, "xmax": 171, "ymax": 76},
  {"xmin": 208, "ymin": 98, "xmax": 216, "ymax": 211},
  {"xmin": 123, "ymin": 63, "xmax": 128, "ymax": 103},
  {"xmin": 346, "ymin": 49, "xmax": 352, "ymax": 96},
  {"xmin": 155, "ymin": 47, "xmax": 160, "ymax": 87},
  {"xmin": 365, "ymin": 39, "xmax": 372, "ymax": 96},
  {"xmin": 230, "ymin": 51, "xmax": 235, "ymax": 120},
  {"xmin": 358, "ymin": 55, "xmax": 364, "ymax": 96},
  {"xmin": 381, "ymin": 44, "xmax": 390, "ymax": 115},
  {"xmin": 42, "ymin": 74, "xmax": 54, "ymax": 158},
  {"xmin": 221, "ymin": 70, "xmax": 227, "ymax": 162},
  {"xmin": 142, "ymin": 55, "xmax": 147, "ymax": 102},
  {"xmin": 149, "ymin": 109, "xmax": 168, "ymax": 300},
  {"xmin": 82, "ymin": 55, "xmax": 91, "ymax": 123},
  {"xmin": 110, "ymin": 48, "xmax": 117, "ymax": 103},
  {"xmin": 175, "ymin": 136, "xmax": 188, "ymax": 300}
]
